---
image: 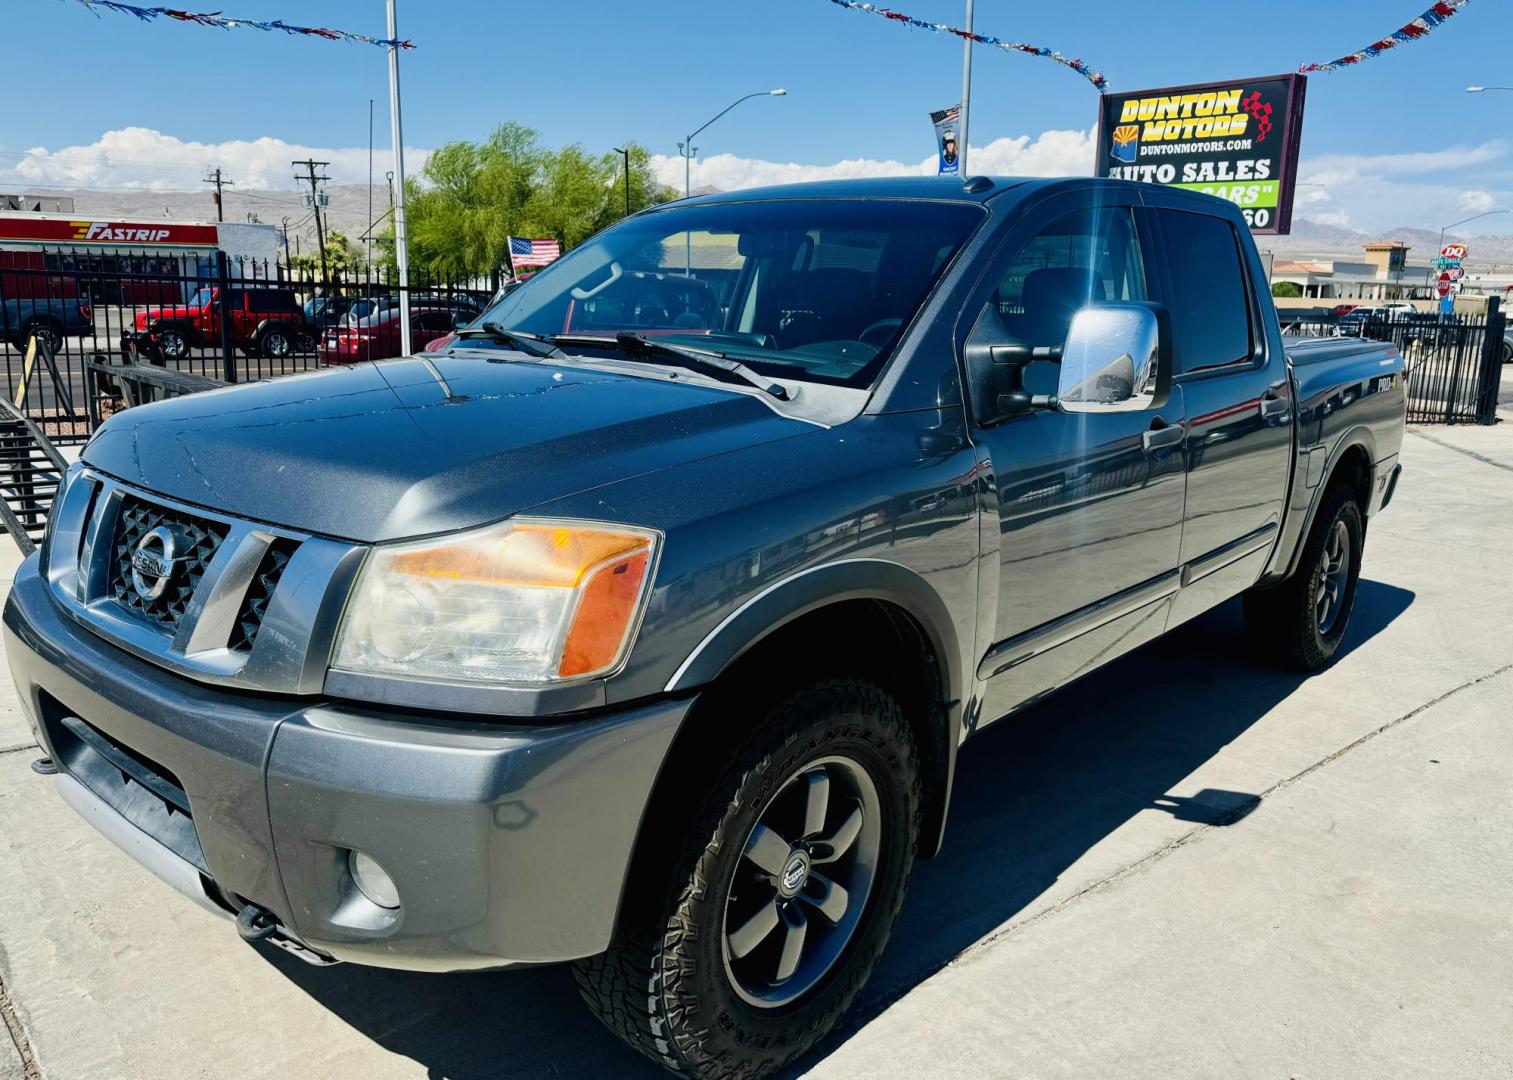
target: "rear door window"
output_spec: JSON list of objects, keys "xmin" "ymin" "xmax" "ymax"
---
[{"xmin": 1153, "ymin": 210, "xmax": 1254, "ymax": 373}]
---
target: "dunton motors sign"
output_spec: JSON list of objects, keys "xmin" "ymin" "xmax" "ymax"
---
[
  {"xmin": 0, "ymin": 216, "xmax": 220, "ymax": 247},
  {"xmin": 1096, "ymin": 73, "xmax": 1308, "ymax": 235}
]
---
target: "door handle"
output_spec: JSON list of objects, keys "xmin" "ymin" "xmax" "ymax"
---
[
  {"xmin": 1142, "ymin": 418, "xmax": 1185, "ymax": 454},
  {"xmin": 1259, "ymin": 393, "xmax": 1290, "ymax": 420}
]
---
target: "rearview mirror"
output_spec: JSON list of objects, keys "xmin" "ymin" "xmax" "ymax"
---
[{"xmin": 1056, "ymin": 303, "xmax": 1171, "ymax": 414}]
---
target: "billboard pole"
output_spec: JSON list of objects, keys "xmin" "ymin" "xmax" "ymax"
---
[
  {"xmin": 387, "ymin": 0, "xmax": 412, "ymax": 357},
  {"xmin": 959, "ymin": 0, "xmax": 974, "ymax": 176}
]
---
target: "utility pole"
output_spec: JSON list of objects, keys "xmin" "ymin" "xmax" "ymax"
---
[
  {"xmin": 959, "ymin": 0, "xmax": 974, "ymax": 177},
  {"xmin": 203, "ymin": 167, "xmax": 234, "ymax": 222},
  {"xmin": 279, "ymin": 216, "xmax": 291, "ymax": 270},
  {"xmin": 613, "ymin": 146, "xmax": 632, "ymax": 217},
  {"xmin": 293, "ymin": 158, "xmax": 331, "ymax": 282}
]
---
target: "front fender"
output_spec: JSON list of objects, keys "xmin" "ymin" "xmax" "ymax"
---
[
  {"xmin": 664, "ymin": 557, "xmax": 963, "ymax": 706},
  {"xmin": 664, "ymin": 557, "xmax": 967, "ymax": 858}
]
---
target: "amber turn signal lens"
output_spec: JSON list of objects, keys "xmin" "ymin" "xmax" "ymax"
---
[{"xmin": 560, "ymin": 550, "xmax": 651, "ymax": 677}]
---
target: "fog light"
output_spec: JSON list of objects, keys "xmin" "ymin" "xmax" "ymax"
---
[{"xmin": 348, "ymin": 850, "xmax": 400, "ymax": 909}]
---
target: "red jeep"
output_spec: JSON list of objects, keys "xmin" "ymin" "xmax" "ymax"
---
[{"xmin": 134, "ymin": 286, "xmax": 312, "ymax": 360}]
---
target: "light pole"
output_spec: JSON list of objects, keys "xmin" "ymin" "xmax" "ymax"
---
[
  {"xmin": 386, "ymin": 0, "xmax": 412, "ymax": 356},
  {"xmin": 1466, "ymin": 85, "xmax": 1513, "ymax": 93},
  {"xmin": 613, "ymin": 146, "xmax": 632, "ymax": 218},
  {"xmin": 679, "ymin": 89, "xmax": 787, "ymax": 199}
]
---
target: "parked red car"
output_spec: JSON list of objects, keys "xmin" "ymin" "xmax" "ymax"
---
[
  {"xmin": 316, "ymin": 305, "xmax": 459, "ymax": 365},
  {"xmin": 134, "ymin": 286, "xmax": 310, "ymax": 360}
]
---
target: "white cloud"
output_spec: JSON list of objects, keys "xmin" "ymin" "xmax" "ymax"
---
[
  {"xmin": 652, "ymin": 128, "xmax": 1095, "ymax": 192},
  {"xmin": 0, "ymin": 127, "xmax": 428, "ymax": 191},
  {"xmin": 1459, "ymin": 189, "xmax": 1496, "ymax": 213},
  {"xmin": 1295, "ymin": 139, "xmax": 1512, "ymax": 233}
]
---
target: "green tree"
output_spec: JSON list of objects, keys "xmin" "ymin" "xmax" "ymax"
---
[
  {"xmin": 1271, "ymin": 281, "xmax": 1303, "ymax": 298},
  {"xmin": 287, "ymin": 228, "xmax": 366, "ymax": 278},
  {"xmin": 396, "ymin": 125, "xmax": 677, "ymax": 278}
]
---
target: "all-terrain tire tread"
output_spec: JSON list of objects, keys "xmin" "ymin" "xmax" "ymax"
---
[{"xmin": 573, "ymin": 679, "xmax": 920, "ymax": 1080}]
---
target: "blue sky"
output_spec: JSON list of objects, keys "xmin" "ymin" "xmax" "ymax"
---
[{"xmin": 2, "ymin": 0, "xmax": 1511, "ymax": 233}]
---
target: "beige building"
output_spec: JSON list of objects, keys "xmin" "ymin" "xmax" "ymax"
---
[{"xmin": 1270, "ymin": 241, "xmax": 1421, "ymax": 301}]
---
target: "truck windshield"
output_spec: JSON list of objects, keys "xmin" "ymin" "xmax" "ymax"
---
[{"xmin": 459, "ymin": 199, "xmax": 984, "ymax": 388}]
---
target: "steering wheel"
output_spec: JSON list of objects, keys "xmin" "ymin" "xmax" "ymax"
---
[{"xmin": 858, "ymin": 317, "xmax": 904, "ymax": 346}]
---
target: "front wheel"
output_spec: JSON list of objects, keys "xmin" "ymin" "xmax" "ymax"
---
[
  {"xmin": 1244, "ymin": 484, "xmax": 1364, "ymax": 671},
  {"xmin": 156, "ymin": 328, "xmax": 190, "ymax": 360},
  {"xmin": 575, "ymin": 679, "xmax": 920, "ymax": 1080}
]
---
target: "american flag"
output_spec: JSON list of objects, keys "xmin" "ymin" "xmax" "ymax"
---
[{"xmin": 509, "ymin": 236, "xmax": 561, "ymax": 268}]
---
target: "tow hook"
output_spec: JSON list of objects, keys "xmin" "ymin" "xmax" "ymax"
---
[{"xmin": 235, "ymin": 903, "xmax": 279, "ymax": 943}]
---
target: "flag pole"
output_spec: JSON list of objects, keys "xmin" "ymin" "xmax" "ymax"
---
[
  {"xmin": 959, "ymin": 0, "xmax": 974, "ymax": 177},
  {"xmin": 386, "ymin": 0, "xmax": 412, "ymax": 356}
]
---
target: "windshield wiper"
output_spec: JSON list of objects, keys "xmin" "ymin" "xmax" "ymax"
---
[
  {"xmin": 556, "ymin": 331, "xmax": 790, "ymax": 400},
  {"xmin": 455, "ymin": 321, "xmax": 565, "ymax": 359}
]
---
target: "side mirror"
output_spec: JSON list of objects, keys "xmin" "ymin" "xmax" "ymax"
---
[{"xmin": 1056, "ymin": 303, "xmax": 1172, "ymax": 414}]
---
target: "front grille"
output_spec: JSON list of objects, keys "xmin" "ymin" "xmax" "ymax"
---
[
  {"xmin": 107, "ymin": 496, "xmax": 229, "ymax": 632},
  {"xmin": 228, "ymin": 539, "xmax": 296, "ymax": 652}
]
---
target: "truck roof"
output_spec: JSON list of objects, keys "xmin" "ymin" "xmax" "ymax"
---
[
  {"xmin": 679, "ymin": 175, "xmax": 1196, "ymax": 208},
  {"xmin": 682, "ymin": 176, "xmax": 1039, "ymax": 205}
]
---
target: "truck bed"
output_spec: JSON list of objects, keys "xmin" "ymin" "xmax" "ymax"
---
[{"xmin": 1282, "ymin": 335, "xmax": 1397, "ymax": 367}]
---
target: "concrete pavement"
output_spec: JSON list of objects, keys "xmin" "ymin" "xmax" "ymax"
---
[{"xmin": 0, "ymin": 390, "xmax": 1511, "ymax": 1078}]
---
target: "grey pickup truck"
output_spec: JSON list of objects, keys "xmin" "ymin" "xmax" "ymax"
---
[{"xmin": 5, "ymin": 177, "xmax": 1405, "ymax": 1078}]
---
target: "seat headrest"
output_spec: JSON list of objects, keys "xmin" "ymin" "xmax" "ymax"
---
[{"xmin": 1019, "ymin": 267, "xmax": 1107, "ymax": 347}]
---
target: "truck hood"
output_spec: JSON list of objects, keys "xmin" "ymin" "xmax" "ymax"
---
[
  {"xmin": 83, "ymin": 354, "xmax": 811, "ymax": 542},
  {"xmin": 134, "ymin": 304, "xmax": 194, "ymax": 329}
]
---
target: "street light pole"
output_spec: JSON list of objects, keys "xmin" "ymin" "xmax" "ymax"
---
[
  {"xmin": 613, "ymin": 146, "xmax": 632, "ymax": 218},
  {"xmin": 679, "ymin": 89, "xmax": 787, "ymax": 198},
  {"xmin": 1466, "ymin": 85, "xmax": 1513, "ymax": 93},
  {"xmin": 386, "ymin": 0, "xmax": 412, "ymax": 357},
  {"xmin": 1426, "ymin": 208, "xmax": 1512, "ymax": 297},
  {"xmin": 959, "ymin": 0, "xmax": 974, "ymax": 177}
]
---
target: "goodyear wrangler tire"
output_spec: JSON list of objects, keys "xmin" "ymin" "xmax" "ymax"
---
[{"xmin": 573, "ymin": 679, "xmax": 921, "ymax": 1080}]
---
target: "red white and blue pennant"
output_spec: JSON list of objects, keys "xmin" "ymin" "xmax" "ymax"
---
[
  {"xmin": 1300, "ymin": 0, "xmax": 1469, "ymax": 74},
  {"xmin": 64, "ymin": 0, "xmax": 415, "ymax": 49},
  {"xmin": 822, "ymin": 0, "xmax": 1108, "ymax": 91}
]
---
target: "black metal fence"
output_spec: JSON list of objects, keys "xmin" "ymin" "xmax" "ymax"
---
[
  {"xmin": 0, "ymin": 248, "xmax": 497, "ymax": 442},
  {"xmin": 1279, "ymin": 299, "xmax": 1508, "ymax": 425},
  {"xmin": 4, "ymin": 248, "xmax": 1508, "ymax": 441}
]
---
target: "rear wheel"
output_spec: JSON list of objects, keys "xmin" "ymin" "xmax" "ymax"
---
[
  {"xmin": 22, "ymin": 322, "xmax": 63, "ymax": 355},
  {"xmin": 1244, "ymin": 484, "xmax": 1364, "ymax": 671},
  {"xmin": 574, "ymin": 679, "xmax": 920, "ymax": 1080},
  {"xmin": 259, "ymin": 327, "xmax": 293, "ymax": 360}
]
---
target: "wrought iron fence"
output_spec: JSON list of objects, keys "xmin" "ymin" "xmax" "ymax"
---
[
  {"xmin": 0, "ymin": 248, "xmax": 498, "ymax": 442},
  {"xmin": 1279, "ymin": 300, "xmax": 1507, "ymax": 425}
]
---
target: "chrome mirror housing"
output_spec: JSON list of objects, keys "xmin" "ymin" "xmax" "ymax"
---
[{"xmin": 1056, "ymin": 304, "xmax": 1167, "ymax": 414}]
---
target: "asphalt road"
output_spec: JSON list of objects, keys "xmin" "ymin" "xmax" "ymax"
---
[{"xmin": 0, "ymin": 399, "xmax": 1511, "ymax": 1078}]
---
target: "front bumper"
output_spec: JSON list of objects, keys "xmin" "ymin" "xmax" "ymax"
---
[{"xmin": 4, "ymin": 556, "xmax": 689, "ymax": 971}]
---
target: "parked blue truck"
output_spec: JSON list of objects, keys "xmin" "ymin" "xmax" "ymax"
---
[
  {"xmin": 0, "ymin": 292, "xmax": 94, "ymax": 353},
  {"xmin": 6, "ymin": 176, "xmax": 1406, "ymax": 1078}
]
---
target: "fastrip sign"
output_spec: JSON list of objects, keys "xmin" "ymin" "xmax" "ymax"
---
[{"xmin": 0, "ymin": 217, "xmax": 220, "ymax": 247}]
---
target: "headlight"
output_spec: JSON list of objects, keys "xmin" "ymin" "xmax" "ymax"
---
[{"xmin": 332, "ymin": 518, "xmax": 658, "ymax": 686}]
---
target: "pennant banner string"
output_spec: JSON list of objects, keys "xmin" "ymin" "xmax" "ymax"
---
[
  {"xmin": 822, "ymin": 0, "xmax": 1108, "ymax": 92},
  {"xmin": 64, "ymin": 0, "xmax": 415, "ymax": 49},
  {"xmin": 1300, "ymin": 0, "xmax": 1469, "ymax": 74}
]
